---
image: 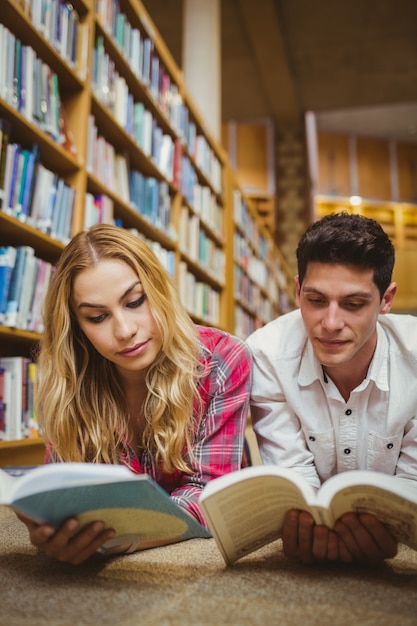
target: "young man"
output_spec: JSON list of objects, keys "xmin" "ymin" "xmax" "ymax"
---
[{"xmin": 247, "ymin": 212, "xmax": 417, "ymax": 565}]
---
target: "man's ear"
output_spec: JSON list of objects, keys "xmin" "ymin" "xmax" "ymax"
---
[
  {"xmin": 380, "ymin": 282, "xmax": 397, "ymax": 314},
  {"xmin": 294, "ymin": 275, "xmax": 301, "ymax": 306}
]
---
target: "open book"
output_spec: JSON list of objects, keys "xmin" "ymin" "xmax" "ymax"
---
[
  {"xmin": 199, "ymin": 465, "xmax": 417, "ymax": 565},
  {"xmin": 1, "ymin": 463, "xmax": 210, "ymax": 551}
]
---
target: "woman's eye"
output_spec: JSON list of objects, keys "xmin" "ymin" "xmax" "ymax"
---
[
  {"xmin": 127, "ymin": 294, "xmax": 147, "ymax": 308},
  {"xmin": 87, "ymin": 313, "xmax": 107, "ymax": 324}
]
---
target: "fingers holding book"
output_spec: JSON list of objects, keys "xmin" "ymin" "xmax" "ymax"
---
[{"xmin": 16, "ymin": 513, "xmax": 117, "ymax": 564}]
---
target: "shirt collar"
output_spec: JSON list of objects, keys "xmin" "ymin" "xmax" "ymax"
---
[
  {"xmin": 366, "ymin": 322, "xmax": 389, "ymax": 391},
  {"xmin": 298, "ymin": 321, "xmax": 389, "ymax": 391}
]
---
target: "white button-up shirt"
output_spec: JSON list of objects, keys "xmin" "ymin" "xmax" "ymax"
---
[{"xmin": 247, "ymin": 309, "xmax": 417, "ymax": 488}]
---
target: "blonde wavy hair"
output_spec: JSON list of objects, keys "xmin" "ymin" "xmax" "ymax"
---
[{"xmin": 36, "ymin": 224, "xmax": 201, "ymax": 473}]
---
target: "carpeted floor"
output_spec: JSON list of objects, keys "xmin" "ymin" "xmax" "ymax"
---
[{"xmin": 1, "ymin": 507, "xmax": 417, "ymax": 626}]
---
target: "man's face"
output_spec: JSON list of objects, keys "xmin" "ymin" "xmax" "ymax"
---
[{"xmin": 295, "ymin": 262, "xmax": 396, "ymax": 377}]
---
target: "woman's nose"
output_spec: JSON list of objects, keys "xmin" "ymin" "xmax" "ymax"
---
[{"xmin": 113, "ymin": 314, "xmax": 136, "ymax": 339}]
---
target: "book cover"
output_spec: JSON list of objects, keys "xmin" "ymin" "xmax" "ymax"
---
[{"xmin": 1, "ymin": 463, "xmax": 211, "ymax": 549}]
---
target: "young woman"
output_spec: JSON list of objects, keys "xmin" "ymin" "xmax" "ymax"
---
[{"xmin": 20, "ymin": 224, "xmax": 252, "ymax": 564}]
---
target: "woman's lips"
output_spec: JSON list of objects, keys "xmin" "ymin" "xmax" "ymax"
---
[{"xmin": 118, "ymin": 340, "xmax": 149, "ymax": 356}]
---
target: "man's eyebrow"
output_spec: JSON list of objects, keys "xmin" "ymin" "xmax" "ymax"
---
[
  {"xmin": 76, "ymin": 281, "xmax": 141, "ymax": 309},
  {"xmin": 302, "ymin": 286, "xmax": 373, "ymax": 299}
]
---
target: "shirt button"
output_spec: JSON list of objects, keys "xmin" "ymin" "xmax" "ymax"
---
[
  {"xmin": 345, "ymin": 409, "xmax": 352, "ymax": 415},
  {"xmin": 309, "ymin": 436, "xmax": 316, "ymax": 441},
  {"xmin": 387, "ymin": 443, "xmax": 394, "ymax": 449},
  {"xmin": 344, "ymin": 448, "xmax": 351, "ymax": 454}
]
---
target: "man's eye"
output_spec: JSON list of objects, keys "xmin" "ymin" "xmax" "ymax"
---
[
  {"xmin": 127, "ymin": 294, "xmax": 147, "ymax": 308},
  {"xmin": 344, "ymin": 302, "xmax": 365, "ymax": 310},
  {"xmin": 307, "ymin": 297, "xmax": 325, "ymax": 305}
]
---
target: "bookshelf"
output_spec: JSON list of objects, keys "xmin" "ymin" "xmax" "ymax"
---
[
  {"xmin": 0, "ymin": 0, "xmax": 294, "ymax": 466},
  {"xmin": 224, "ymin": 168, "xmax": 295, "ymax": 339}
]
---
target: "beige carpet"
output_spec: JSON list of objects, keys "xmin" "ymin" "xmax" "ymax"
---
[{"xmin": 1, "ymin": 507, "xmax": 417, "ymax": 626}]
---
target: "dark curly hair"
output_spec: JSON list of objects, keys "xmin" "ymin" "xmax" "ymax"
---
[{"xmin": 296, "ymin": 212, "xmax": 395, "ymax": 299}]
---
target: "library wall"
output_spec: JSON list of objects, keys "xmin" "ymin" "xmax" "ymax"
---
[
  {"xmin": 316, "ymin": 132, "xmax": 350, "ymax": 196},
  {"xmin": 221, "ymin": 120, "xmax": 276, "ymax": 232},
  {"xmin": 315, "ymin": 130, "xmax": 417, "ymax": 313},
  {"xmin": 356, "ymin": 137, "xmax": 391, "ymax": 200}
]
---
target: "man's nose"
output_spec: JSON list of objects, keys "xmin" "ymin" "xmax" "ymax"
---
[{"xmin": 321, "ymin": 304, "xmax": 344, "ymax": 331}]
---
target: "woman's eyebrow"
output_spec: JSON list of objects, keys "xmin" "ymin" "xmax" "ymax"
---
[{"xmin": 76, "ymin": 281, "xmax": 142, "ymax": 309}]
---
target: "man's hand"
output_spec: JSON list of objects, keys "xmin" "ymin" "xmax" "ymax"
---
[
  {"xmin": 334, "ymin": 512, "xmax": 398, "ymax": 562},
  {"xmin": 16, "ymin": 514, "xmax": 121, "ymax": 565},
  {"xmin": 282, "ymin": 509, "xmax": 398, "ymax": 565}
]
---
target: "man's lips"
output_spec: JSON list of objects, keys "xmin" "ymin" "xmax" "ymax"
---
[{"xmin": 316, "ymin": 338, "xmax": 349, "ymax": 348}]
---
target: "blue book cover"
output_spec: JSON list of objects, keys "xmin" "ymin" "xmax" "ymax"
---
[
  {"xmin": 1, "ymin": 463, "xmax": 210, "ymax": 549},
  {"xmin": 20, "ymin": 144, "xmax": 41, "ymax": 221},
  {"xmin": 0, "ymin": 246, "xmax": 17, "ymax": 323},
  {"xmin": 3, "ymin": 246, "xmax": 35, "ymax": 327}
]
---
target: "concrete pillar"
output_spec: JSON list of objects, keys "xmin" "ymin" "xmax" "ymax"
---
[{"xmin": 182, "ymin": 0, "xmax": 221, "ymax": 140}]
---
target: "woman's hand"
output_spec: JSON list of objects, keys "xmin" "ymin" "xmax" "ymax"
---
[{"xmin": 17, "ymin": 514, "xmax": 121, "ymax": 565}]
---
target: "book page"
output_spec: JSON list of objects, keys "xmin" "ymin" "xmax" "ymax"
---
[
  {"xmin": 327, "ymin": 479, "xmax": 417, "ymax": 550},
  {"xmin": 200, "ymin": 467, "xmax": 316, "ymax": 564}
]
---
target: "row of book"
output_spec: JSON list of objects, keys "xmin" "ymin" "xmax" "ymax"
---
[
  {"xmin": 0, "ymin": 245, "xmax": 54, "ymax": 332},
  {"xmin": 96, "ymin": 0, "xmax": 187, "ymax": 136},
  {"xmin": 0, "ymin": 22, "xmax": 76, "ymax": 152},
  {"xmin": 83, "ymin": 193, "xmax": 115, "ymax": 230},
  {"xmin": 30, "ymin": 0, "xmax": 86, "ymax": 74},
  {"xmin": 96, "ymin": 0, "xmax": 178, "ymax": 117},
  {"xmin": 234, "ymin": 305, "xmax": 264, "ymax": 340},
  {"xmin": 178, "ymin": 206, "xmax": 225, "ymax": 283},
  {"xmin": 0, "ymin": 122, "xmax": 75, "ymax": 244},
  {"xmin": 12, "ymin": 0, "xmax": 89, "ymax": 78},
  {"xmin": 92, "ymin": 22, "xmax": 222, "ymax": 195},
  {"xmin": 177, "ymin": 261, "xmax": 220, "ymax": 325},
  {"xmin": 127, "ymin": 227, "xmax": 175, "ymax": 278},
  {"xmin": 0, "ymin": 356, "xmax": 39, "ymax": 441},
  {"xmin": 234, "ymin": 231, "xmax": 277, "ymax": 292},
  {"xmin": 92, "ymin": 37, "xmax": 176, "ymax": 178},
  {"xmin": 87, "ymin": 112, "xmax": 176, "ymax": 208},
  {"xmin": 190, "ymin": 184, "xmax": 223, "ymax": 239},
  {"xmin": 234, "ymin": 263, "xmax": 279, "ymax": 309},
  {"xmin": 233, "ymin": 189, "xmax": 267, "ymax": 250}
]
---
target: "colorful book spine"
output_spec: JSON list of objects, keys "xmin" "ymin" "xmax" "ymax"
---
[
  {"xmin": 3, "ymin": 246, "xmax": 35, "ymax": 328},
  {"xmin": 0, "ymin": 246, "xmax": 17, "ymax": 325}
]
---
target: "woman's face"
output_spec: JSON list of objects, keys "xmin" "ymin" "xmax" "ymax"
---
[{"xmin": 71, "ymin": 260, "xmax": 163, "ymax": 378}]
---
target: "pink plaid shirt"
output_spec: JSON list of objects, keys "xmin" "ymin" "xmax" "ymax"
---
[{"xmin": 46, "ymin": 326, "xmax": 252, "ymax": 527}]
